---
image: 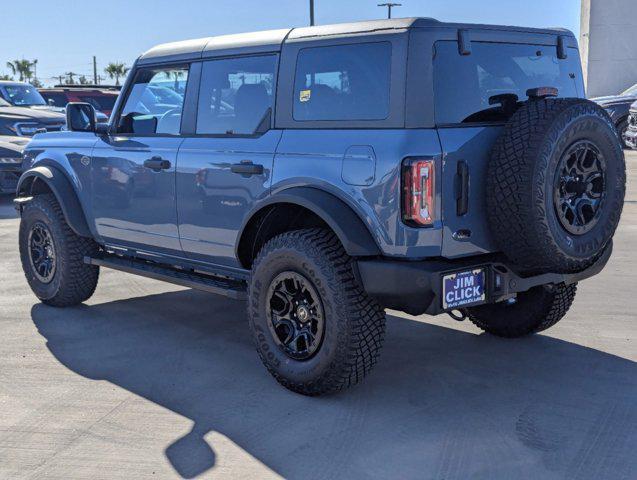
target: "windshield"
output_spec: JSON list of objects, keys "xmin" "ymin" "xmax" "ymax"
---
[
  {"xmin": 621, "ymin": 83, "xmax": 637, "ymax": 96},
  {"xmin": 0, "ymin": 84, "xmax": 46, "ymax": 106}
]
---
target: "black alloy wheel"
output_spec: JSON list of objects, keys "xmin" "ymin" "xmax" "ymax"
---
[
  {"xmin": 554, "ymin": 140, "xmax": 606, "ymax": 236},
  {"xmin": 28, "ymin": 222, "xmax": 57, "ymax": 283},
  {"xmin": 266, "ymin": 271, "xmax": 325, "ymax": 360}
]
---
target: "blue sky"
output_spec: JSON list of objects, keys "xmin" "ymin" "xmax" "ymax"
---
[{"xmin": 0, "ymin": 0, "xmax": 581, "ymax": 86}]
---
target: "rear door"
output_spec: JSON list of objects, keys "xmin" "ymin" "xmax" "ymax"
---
[
  {"xmin": 91, "ymin": 65, "xmax": 189, "ymax": 255},
  {"xmin": 176, "ymin": 54, "xmax": 280, "ymax": 267},
  {"xmin": 433, "ymin": 40, "xmax": 584, "ymax": 258}
]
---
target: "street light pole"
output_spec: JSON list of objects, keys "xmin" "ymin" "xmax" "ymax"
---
[
  {"xmin": 309, "ymin": 0, "xmax": 315, "ymax": 26},
  {"xmin": 377, "ymin": 2, "xmax": 402, "ymax": 19}
]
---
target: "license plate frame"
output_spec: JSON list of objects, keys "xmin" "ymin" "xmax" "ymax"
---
[{"xmin": 442, "ymin": 268, "xmax": 487, "ymax": 310}]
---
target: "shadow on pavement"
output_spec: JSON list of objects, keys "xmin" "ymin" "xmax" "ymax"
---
[{"xmin": 31, "ymin": 289, "xmax": 637, "ymax": 479}]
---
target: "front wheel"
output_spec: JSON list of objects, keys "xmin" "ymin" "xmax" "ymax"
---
[
  {"xmin": 248, "ymin": 228, "xmax": 386, "ymax": 396},
  {"xmin": 465, "ymin": 283, "xmax": 577, "ymax": 338},
  {"xmin": 19, "ymin": 194, "xmax": 100, "ymax": 307}
]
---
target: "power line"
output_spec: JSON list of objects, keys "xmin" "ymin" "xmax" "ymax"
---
[{"xmin": 377, "ymin": 2, "xmax": 402, "ymax": 19}]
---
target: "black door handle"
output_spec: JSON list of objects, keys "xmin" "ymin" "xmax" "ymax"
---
[
  {"xmin": 144, "ymin": 156, "xmax": 171, "ymax": 171},
  {"xmin": 230, "ymin": 161, "xmax": 264, "ymax": 176}
]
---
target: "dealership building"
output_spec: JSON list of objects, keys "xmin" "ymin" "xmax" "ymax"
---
[{"xmin": 580, "ymin": 0, "xmax": 637, "ymax": 97}]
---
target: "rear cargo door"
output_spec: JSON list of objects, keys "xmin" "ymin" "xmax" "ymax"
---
[{"xmin": 433, "ymin": 39, "xmax": 584, "ymax": 258}]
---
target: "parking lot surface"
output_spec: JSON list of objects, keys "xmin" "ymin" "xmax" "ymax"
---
[{"xmin": 0, "ymin": 153, "xmax": 636, "ymax": 480}]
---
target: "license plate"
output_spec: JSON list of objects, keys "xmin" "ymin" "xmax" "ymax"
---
[{"xmin": 442, "ymin": 269, "xmax": 486, "ymax": 310}]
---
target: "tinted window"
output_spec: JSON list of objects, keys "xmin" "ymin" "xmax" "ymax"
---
[
  {"xmin": 434, "ymin": 42, "xmax": 580, "ymax": 124},
  {"xmin": 40, "ymin": 92, "xmax": 69, "ymax": 107},
  {"xmin": 197, "ymin": 55, "xmax": 276, "ymax": 135},
  {"xmin": 77, "ymin": 94, "xmax": 117, "ymax": 112},
  {"xmin": 293, "ymin": 42, "xmax": 391, "ymax": 121},
  {"xmin": 118, "ymin": 66, "xmax": 188, "ymax": 135}
]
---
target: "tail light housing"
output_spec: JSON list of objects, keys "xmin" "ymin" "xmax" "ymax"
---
[{"xmin": 402, "ymin": 157, "xmax": 435, "ymax": 226}]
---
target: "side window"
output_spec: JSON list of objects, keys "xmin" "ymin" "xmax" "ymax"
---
[
  {"xmin": 117, "ymin": 66, "xmax": 188, "ymax": 135},
  {"xmin": 293, "ymin": 42, "xmax": 392, "ymax": 121},
  {"xmin": 196, "ymin": 55, "xmax": 276, "ymax": 135},
  {"xmin": 42, "ymin": 92, "xmax": 69, "ymax": 107}
]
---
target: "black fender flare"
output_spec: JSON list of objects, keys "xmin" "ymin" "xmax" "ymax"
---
[
  {"xmin": 237, "ymin": 186, "xmax": 381, "ymax": 259},
  {"xmin": 16, "ymin": 165, "xmax": 92, "ymax": 237}
]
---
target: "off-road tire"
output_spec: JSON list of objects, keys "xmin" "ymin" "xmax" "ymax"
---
[
  {"xmin": 248, "ymin": 228, "xmax": 386, "ymax": 396},
  {"xmin": 19, "ymin": 194, "xmax": 99, "ymax": 307},
  {"xmin": 466, "ymin": 283, "xmax": 577, "ymax": 338},
  {"xmin": 488, "ymin": 98, "xmax": 625, "ymax": 273}
]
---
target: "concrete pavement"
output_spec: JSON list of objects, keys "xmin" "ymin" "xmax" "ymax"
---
[{"xmin": 0, "ymin": 153, "xmax": 636, "ymax": 479}]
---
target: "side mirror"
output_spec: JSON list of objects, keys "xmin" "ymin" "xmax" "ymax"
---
[{"xmin": 66, "ymin": 102, "xmax": 96, "ymax": 132}]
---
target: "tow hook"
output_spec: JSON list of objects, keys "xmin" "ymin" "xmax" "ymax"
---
[{"xmin": 448, "ymin": 310, "xmax": 467, "ymax": 322}]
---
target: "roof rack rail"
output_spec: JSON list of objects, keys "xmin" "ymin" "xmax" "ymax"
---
[{"xmin": 50, "ymin": 84, "xmax": 121, "ymax": 91}]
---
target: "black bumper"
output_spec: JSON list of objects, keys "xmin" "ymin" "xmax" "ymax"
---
[{"xmin": 357, "ymin": 245, "xmax": 612, "ymax": 316}]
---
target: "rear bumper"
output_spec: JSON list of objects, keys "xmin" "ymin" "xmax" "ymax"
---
[{"xmin": 357, "ymin": 245, "xmax": 612, "ymax": 316}]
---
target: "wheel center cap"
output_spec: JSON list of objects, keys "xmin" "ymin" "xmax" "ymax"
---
[{"xmin": 296, "ymin": 305, "xmax": 310, "ymax": 322}]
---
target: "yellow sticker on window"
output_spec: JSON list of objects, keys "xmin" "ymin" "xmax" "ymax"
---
[{"xmin": 299, "ymin": 89, "xmax": 311, "ymax": 102}]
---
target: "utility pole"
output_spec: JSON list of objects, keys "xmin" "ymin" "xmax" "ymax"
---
[
  {"xmin": 309, "ymin": 0, "xmax": 315, "ymax": 26},
  {"xmin": 377, "ymin": 2, "xmax": 401, "ymax": 19},
  {"xmin": 93, "ymin": 56, "xmax": 98, "ymax": 84}
]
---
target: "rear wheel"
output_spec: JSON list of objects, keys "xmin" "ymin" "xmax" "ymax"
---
[
  {"xmin": 248, "ymin": 228, "xmax": 386, "ymax": 396},
  {"xmin": 19, "ymin": 194, "xmax": 99, "ymax": 307},
  {"xmin": 466, "ymin": 283, "xmax": 577, "ymax": 338}
]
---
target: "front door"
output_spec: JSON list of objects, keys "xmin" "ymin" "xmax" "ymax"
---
[
  {"xmin": 176, "ymin": 55, "xmax": 279, "ymax": 267},
  {"xmin": 92, "ymin": 65, "xmax": 189, "ymax": 255}
]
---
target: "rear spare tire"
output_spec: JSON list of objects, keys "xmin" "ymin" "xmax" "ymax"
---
[{"xmin": 487, "ymin": 98, "xmax": 625, "ymax": 273}]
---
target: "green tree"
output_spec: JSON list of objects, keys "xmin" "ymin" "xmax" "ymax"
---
[
  {"xmin": 65, "ymin": 72, "xmax": 78, "ymax": 85},
  {"xmin": 6, "ymin": 59, "xmax": 36, "ymax": 82},
  {"xmin": 0, "ymin": 74, "xmax": 12, "ymax": 81},
  {"xmin": 79, "ymin": 75, "xmax": 89, "ymax": 85},
  {"xmin": 104, "ymin": 62, "xmax": 129, "ymax": 86}
]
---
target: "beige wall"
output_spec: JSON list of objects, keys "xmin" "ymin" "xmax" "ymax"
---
[{"xmin": 580, "ymin": 0, "xmax": 637, "ymax": 97}]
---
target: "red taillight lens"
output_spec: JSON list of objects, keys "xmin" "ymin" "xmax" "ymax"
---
[{"xmin": 402, "ymin": 158, "xmax": 435, "ymax": 226}]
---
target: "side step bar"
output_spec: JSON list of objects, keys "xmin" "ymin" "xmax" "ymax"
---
[{"xmin": 85, "ymin": 254, "xmax": 247, "ymax": 300}]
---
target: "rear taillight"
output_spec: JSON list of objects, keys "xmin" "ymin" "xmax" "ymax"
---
[{"xmin": 402, "ymin": 157, "xmax": 435, "ymax": 227}]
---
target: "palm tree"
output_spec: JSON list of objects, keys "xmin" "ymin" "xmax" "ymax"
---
[
  {"xmin": 65, "ymin": 72, "xmax": 78, "ymax": 85},
  {"xmin": 104, "ymin": 62, "xmax": 129, "ymax": 86},
  {"xmin": 6, "ymin": 59, "xmax": 35, "ymax": 82}
]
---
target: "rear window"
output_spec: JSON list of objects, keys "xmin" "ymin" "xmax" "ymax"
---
[
  {"xmin": 434, "ymin": 41, "xmax": 581, "ymax": 125},
  {"xmin": 40, "ymin": 92, "xmax": 69, "ymax": 107},
  {"xmin": 77, "ymin": 94, "xmax": 117, "ymax": 112},
  {"xmin": 293, "ymin": 42, "xmax": 391, "ymax": 121}
]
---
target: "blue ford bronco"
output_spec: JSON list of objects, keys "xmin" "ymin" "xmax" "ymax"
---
[{"xmin": 15, "ymin": 18, "xmax": 626, "ymax": 395}]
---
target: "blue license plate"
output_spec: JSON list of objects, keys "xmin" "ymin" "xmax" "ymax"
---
[{"xmin": 442, "ymin": 269, "xmax": 486, "ymax": 310}]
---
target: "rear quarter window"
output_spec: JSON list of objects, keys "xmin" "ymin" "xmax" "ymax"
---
[
  {"xmin": 293, "ymin": 42, "xmax": 392, "ymax": 121},
  {"xmin": 433, "ymin": 41, "xmax": 582, "ymax": 125}
]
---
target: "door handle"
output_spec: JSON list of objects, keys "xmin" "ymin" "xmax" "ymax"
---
[
  {"xmin": 144, "ymin": 156, "xmax": 171, "ymax": 171},
  {"xmin": 230, "ymin": 161, "xmax": 264, "ymax": 176}
]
